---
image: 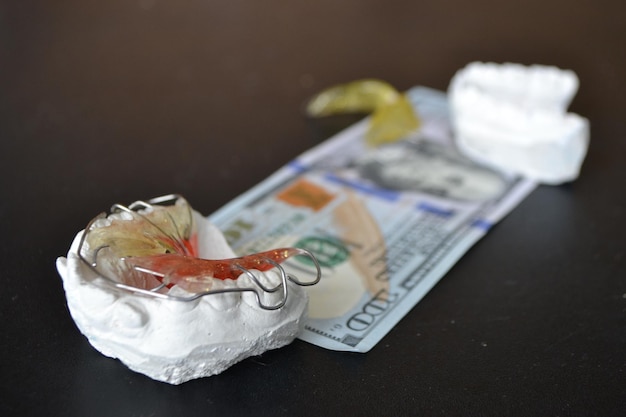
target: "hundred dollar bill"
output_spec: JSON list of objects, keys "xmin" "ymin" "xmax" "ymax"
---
[{"xmin": 209, "ymin": 87, "xmax": 536, "ymax": 352}]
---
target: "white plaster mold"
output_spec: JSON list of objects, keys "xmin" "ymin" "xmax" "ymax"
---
[
  {"xmin": 56, "ymin": 213, "xmax": 308, "ymax": 385},
  {"xmin": 449, "ymin": 62, "xmax": 589, "ymax": 184}
]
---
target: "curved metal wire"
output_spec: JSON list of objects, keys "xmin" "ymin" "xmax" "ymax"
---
[{"xmin": 77, "ymin": 195, "xmax": 321, "ymax": 310}]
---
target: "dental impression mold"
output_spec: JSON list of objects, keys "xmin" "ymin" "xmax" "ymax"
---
[
  {"xmin": 448, "ymin": 62, "xmax": 589, "ymax": 184},
  {"xmin": 56, "ymin": 195, "xmax": 320, "ymax": 384}
]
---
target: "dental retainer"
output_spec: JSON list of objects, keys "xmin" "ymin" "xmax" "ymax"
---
[{"xmin": 56, "ymin": 195, "xmax": 321, "ymax": 384}]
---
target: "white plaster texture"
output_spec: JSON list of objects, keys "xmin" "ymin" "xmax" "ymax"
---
[
  {"xmin": 449, "ymin": 62, "xmax": 589, "ymax": 184},
  {"xmin": 56, "ymin": 213, "xmax": 307, "ymax": 385}
]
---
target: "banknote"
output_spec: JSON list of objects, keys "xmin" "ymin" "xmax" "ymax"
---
[{"xmin": 209, "ymin": 87, "xmax": 536, "ymax": 352}]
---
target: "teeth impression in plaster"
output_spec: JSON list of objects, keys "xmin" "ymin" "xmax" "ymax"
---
[
  {"xmin": 56, "ymin": 195, "xmax": 320, "ymax": 385},
  {"xmin": 448, "ymin": 62, "xmax": 590, "ymax": 184}
]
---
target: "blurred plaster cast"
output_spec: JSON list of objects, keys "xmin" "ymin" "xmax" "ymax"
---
[{"xmin": 449, "ymin": 62, "xmax": 589, "ymax": 184}]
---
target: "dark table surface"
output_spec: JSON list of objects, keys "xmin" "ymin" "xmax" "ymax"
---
[{"xmin": 1, "ymin": 1, "xmax": 625, "ymax": 416}]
